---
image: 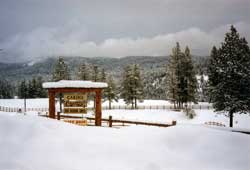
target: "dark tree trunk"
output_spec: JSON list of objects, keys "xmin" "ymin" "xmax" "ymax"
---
[
  {"xmin": 135, "ymin": 97, "xmax": 137, "ymax": 109},
  {"xmin": 229, "ymin": 110, "xmax": 234, "ymax": 127}
]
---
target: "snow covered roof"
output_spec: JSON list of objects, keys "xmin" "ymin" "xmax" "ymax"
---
[{"xmin": 42, "ymin": 80, "xmax": 108, "ymax": 89}]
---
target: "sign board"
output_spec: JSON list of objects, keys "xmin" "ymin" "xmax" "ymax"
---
[
  {"xmin": 64, "ymin": 108, "xmax": 87, "ymax": 114},
  {"xmin": 64, "ymin": 94, "xmax": 87, "ymax": 101},
  {"xmin": 64, "ymin": 100, "xmax": 87, "ymax": 107},
  {"xmin": 64, "ymin": 93, "xmax": 87, "ymax": 114}
]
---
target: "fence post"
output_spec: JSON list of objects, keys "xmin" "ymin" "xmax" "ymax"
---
[
  {"xmin": 108, "ymin": 116, "xmax": 112, "ymax": 127},
  {"xmin": 172, "ymin": 120, "xmax": 177, "ymax": 126},
  {"xmin": 57, "ymin": 112, "xmax": 61, "ymax": 120}
]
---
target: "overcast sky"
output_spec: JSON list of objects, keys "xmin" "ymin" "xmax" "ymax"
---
[{"xmin": 0, "ymin": 0, "xmax": 249, "ymax": 62}]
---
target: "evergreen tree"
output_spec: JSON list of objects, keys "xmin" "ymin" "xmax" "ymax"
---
[
  {"xmin": 0, "ymin": 79, "xmax": 13, "ymax": 99},
  {"xmin": 104, "ymin": 75, "xmax": 118, "ymax": 109},
  {"xmin": 121, "ymin": 65, "xmax": 134, "ymax": 107},
  {"xmin": 167, "ymin": 43, "xmax": 197, "ymax": 109},
  {"xmin": 52, "ymin": 57, "xmax": 70, "ymax": 81},
  {"xmin": 92, "ymin": 65, "xmax": 99, "ymax": 82},
  {"xmin": 166, "ymin": 42, "xmax": 184, "ymax": 108},
  {"xmin": 18, "ymin": 80, "xmax": 28, "ymax": 99},
  {"xmin": 121, "ymin": 64, "xmax": 144, "ymax": 109},
  {"xmin": 36, "ymin": 76, "xmax": 47, "ymax": 98},
  {"xmin": 27, "ymin": 80, "xmax": 34, "ymax": 98},
  {"xmin": 100, "ymin": 68, "xmax": 106, "ymax": 82},
  {"xmin": 52, "ymin": 57, "xmax": 70, "ymax": 112},
  {"xmin": 133, "ymin": 64, "xmax": 144, "ymax": 108},
  {"xmin": 208, "ymin": 25, "xmax": 250, "ymax": 127},
  {"xmin": 184, "ymin": 46, "xmax": 198, "ymax": 104},
  {"xmin": 78, "ymin": 63, "xmax": 90, "ymax": 80}
]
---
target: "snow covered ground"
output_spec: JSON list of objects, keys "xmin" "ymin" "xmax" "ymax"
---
[
  {"xmin": 0, "ymin": 99, "xmax": 249, "ymax": 128},
  {"xmin": 0, "ymin": 113, "xmax": 250, "ymax": 170}
]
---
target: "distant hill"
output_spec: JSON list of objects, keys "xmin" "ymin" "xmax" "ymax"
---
[
  {"xmin": 0, "ymin": 55, "xmax": 209, "ymax": 99},
  {"xmin": 0, "ymin": 56, "xmax": 168, "ymax": 82}
]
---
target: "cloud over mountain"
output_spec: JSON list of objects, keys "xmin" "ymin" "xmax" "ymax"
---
[{"xmin": 1, "ymin": 22, "xmax": 249, "ymax": 62}]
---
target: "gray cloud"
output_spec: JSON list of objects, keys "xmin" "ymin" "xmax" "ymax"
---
[
  {"xmin": 0, "ymin": 0, "xmax": 249, "ymax": 62},
  {"xmin": 1, "ymin": 22, "xmax": 249, "ymax": 62}
]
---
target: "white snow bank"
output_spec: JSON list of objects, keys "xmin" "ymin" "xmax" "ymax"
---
[
  {"xmin": 0, "ymin": 113, "xmax": 249, "ymax": 170},
  {"xmin": 43, "ymin": 80, "xmax": 108, "ymax": 88}
]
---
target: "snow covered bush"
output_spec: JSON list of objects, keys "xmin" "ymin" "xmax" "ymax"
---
[{"xmin": 184, "ymin": 108, "xmax": 196, "ymax": 119}]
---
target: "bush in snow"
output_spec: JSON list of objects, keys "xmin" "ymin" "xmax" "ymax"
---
[{"xmin": 184, "ymin": 108, "xmax": 196, "ymax": 119}]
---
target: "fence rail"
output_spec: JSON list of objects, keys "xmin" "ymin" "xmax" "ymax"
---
[
  {"xmin": 0, "ymin": 106, "xmax": 48, "ymax": 112},
  {"xmin": 0, "ymin": 104, "xmax": 213, "ymax": 113},
  {"xmin": 102, "ymin": 104, "xmax": 213, "ymax": 110},
  {"xmin": 40, "ymin": 114, "xmax": 176, "ymax": 128}
]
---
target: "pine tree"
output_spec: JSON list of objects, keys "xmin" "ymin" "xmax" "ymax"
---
[
  {"xmin": 121, "ymin": 64, "xmax": 144, "ymax": 109},
  {"xmin": 92, "ymin": 65, "xmax": 99, "ymax": 82},
  {"xmin": 78, "ymin": 63, "xmax": 90, "ymax": 80},
  {"xmin": 133, "ymin": 64, "xmax": 144, "ymax": 108},
  {"xmin": 0, "ymin": 79, "xmax": 13, "ymax": 99},
  {"xmin": 167, "ymin": 43, "xmax": 197, "ymax": 109},
  {"xmin": 52, "ymin": 57, "xmax": 71, "ymax": 112},
  {"xmin": 18, "ymin": 80, "xmax": 27, "ymax": 99},
  {"xmin": 166, "ymin": 42, "xmax": 183, "ymax": 109},
  {"xmin": 100, "ymin": 68, "xmax": 106, "ymax": 82},
  {"xmin": 184, "ymin": 46, "xmax": 198, "ymax": 104},
  {"xmin": 36, "ymin": 76, "xmax": 47, "ymax": 98},
  {"xmin": 52, "ymin": 57, "xmax": 70, "ymax": 81},
  {"xmin": 27, "ymin": 80, "xmax": 34, "ymax": 98},
  {"xmin": 208, "ymin": 25, "xmax": 250, "ymax": 127},
  {"xmin": 104, "ymin": 75, "xmax": 118, "ymax": 109},
  {"xmin": 121, "ymin": 65, "xmax": 134, "ymax": 108}
]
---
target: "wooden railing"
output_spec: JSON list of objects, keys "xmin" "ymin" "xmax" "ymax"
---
[
  {"xmin": 204, "ymin": 121, "xmax": 226, "ymax": 127},
  {"xmin": 40, "ymin": 114, "xmax": 177, "ymax": 128}
]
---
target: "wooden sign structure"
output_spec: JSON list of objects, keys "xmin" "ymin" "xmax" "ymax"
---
[
  {"xmin": 43, "ymin": 80, "xmax": 108, "ymax": 126},
  {"xmin": 64, "ymin": 93, "xmax": 87, "ymax": 114}
]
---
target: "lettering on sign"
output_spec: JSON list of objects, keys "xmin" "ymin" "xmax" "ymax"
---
[
  {"xmin": 64, "ymin": 101, "xmax": 87, "ymax": 107},
  {"xmin": 64, "ymin": 94, "xmax": 87, "ymax": 101},
  {"xmin": 64, "ymin": 108, "xmax": 87, "ymax": 114},
  {"xmin": 63, "ymin": 93, "xmax": 88, "ymax": 114}
]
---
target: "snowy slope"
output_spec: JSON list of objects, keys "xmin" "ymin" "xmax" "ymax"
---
[{"xmin": 0, "ymin": 113, "xmax": 250, "ymax": 170}]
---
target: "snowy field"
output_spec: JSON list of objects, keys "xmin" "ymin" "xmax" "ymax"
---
[
  {"xmin": 0, "ymin": 99, "xmax": 250, "ymax": 170},
  {"xmin": 0, "ymin": 113, "xmax": 250, "ymax": 170}
]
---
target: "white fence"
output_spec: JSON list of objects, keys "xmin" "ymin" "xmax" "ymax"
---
[{"xmin": 0, "ymin": 104, "xmax": 213, "ymax": 113}]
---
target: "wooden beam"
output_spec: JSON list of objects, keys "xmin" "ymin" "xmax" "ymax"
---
[
  {"xmin": 95, "ymin": 89, "xmax": 102, "ymax": 126},
  {"xmin": 48, "ymin": 90, "xmax": 56, "ymax": 119}
]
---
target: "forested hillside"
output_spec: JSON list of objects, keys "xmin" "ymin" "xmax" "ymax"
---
[{"xmin": 0, "ymin": 55, "xmax": 209, "ymax": 99}]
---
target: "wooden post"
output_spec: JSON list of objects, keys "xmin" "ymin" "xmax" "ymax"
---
[
  {"xmin": 57, "ymin": 112, "xmax": 61, "ymax": 120},
  {"xmin": 109, "ymin": 116, "xmax": 112, "ymax": 127},
  {"xmin": 95, "ymin": 89, "xmax": 102, "ymax": 126},
  {"xmin": 48, "ymin": 90, "xmax": 56, "ymax": 119},
  {"xmin": 172, "ymin": 120, "xmax": 177, "ymax": 125}
]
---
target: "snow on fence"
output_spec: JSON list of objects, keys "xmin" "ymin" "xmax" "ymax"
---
[
  {"xmin": 0, "ymin": 104, "xmax": 213, "ymax": 113},
  {"xmin": 0, "ymin": 106, "xmax": 48, "ymax": 113},
  {"xmin": 102, "ymin": 104, "xmax": 213, "ymax": 110}
]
